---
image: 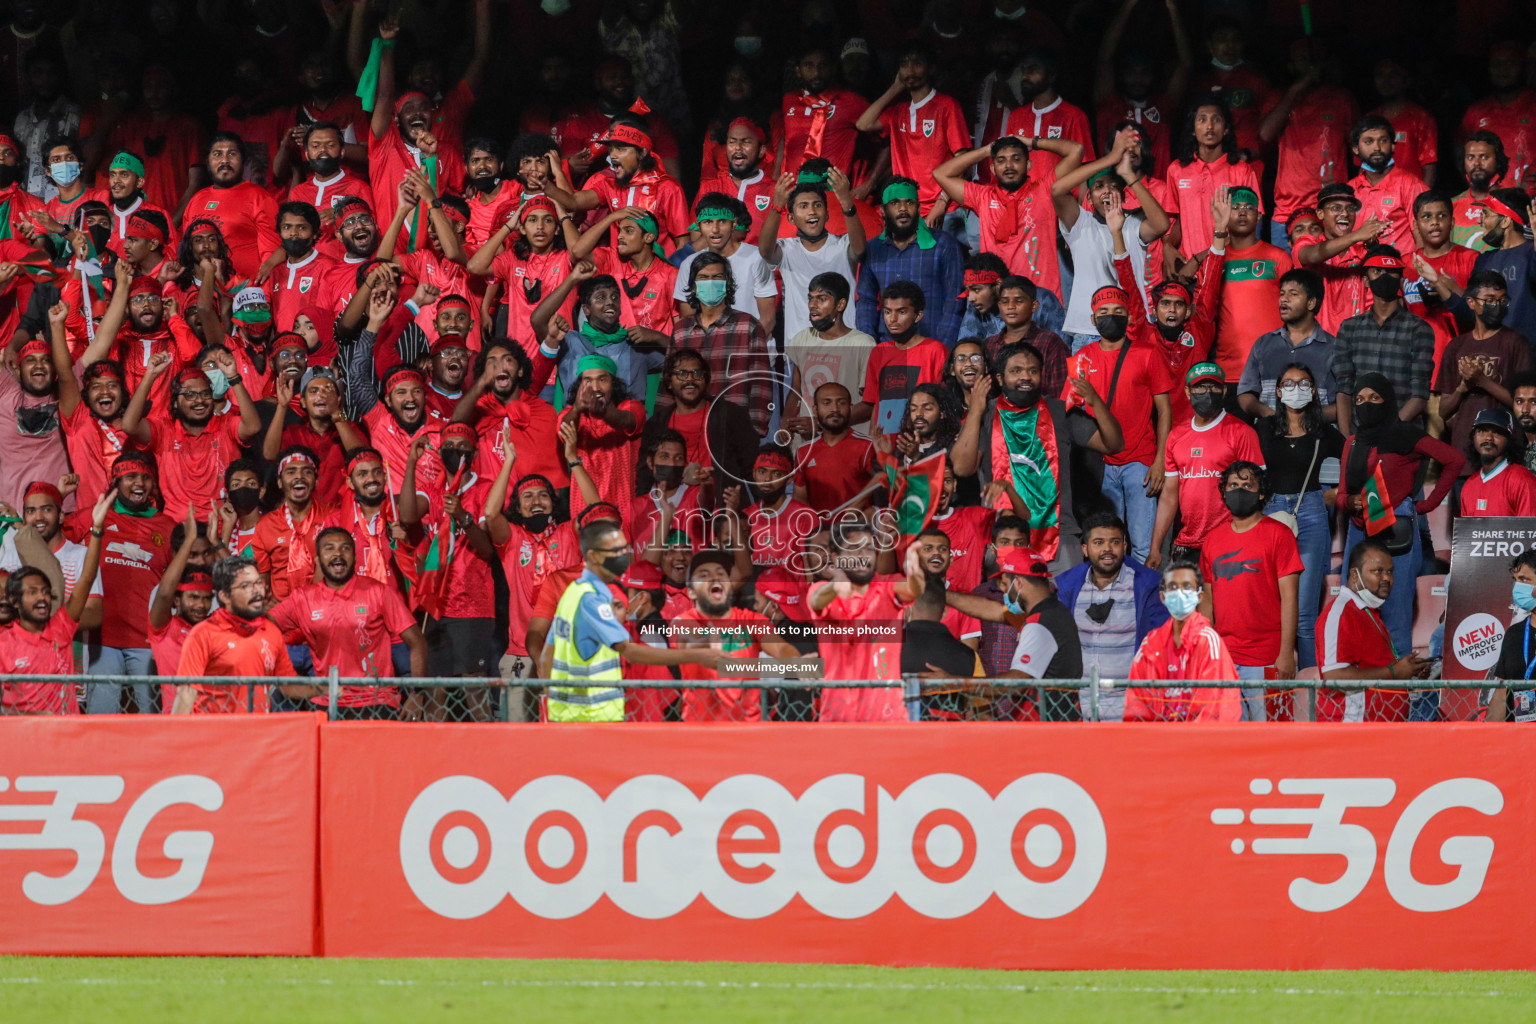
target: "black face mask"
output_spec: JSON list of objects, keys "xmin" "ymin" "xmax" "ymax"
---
[
  {"xmin": 889, "ymin": 326, "xmax": 918, "ymax": 344},
  {"xmin": 466, "ymin": 175, "xmax": 499, "ymax": 193},
  {"xmin": 229, "ymin": 486, "xmax": 262, "ymax": 513},
  {"xmin": 811, "ymin": 315, "xmax": 836, "ymax": 332},
  {"xmin": 441, "ymin": 449, "xmax": 470, "ymax": 475},
  {"xmin": 653, "ymin": 464, "xmax": 683, "ymax": 487},
  {"xmin": 1004, "ymin": 385, "xmax": 1039, "ymax": 409},
  {"xmin": 1478, "ymin": 301, "xmax": 1509, "ymax": 328},
  {"xmin": 1223, "ymin": 488, "xmax": 1263, "ymax": 518},
  {"xmin": 1189, "ymin": 391, "xmax": 1222, "ymax": 419},
  {"xmin": 0, "ymin": 164, "xmax": 21, "ymax": 188},
  {"xmin": 522, "ymin": 511, "xmax": 551, "ymax": 533},
  {"xmin": 280, "ymin": 237, "xmax": 312, "ymax": 257},
  {"xmin": 1156, "ymin": 321, "xmax": 1183, "ymax": 342},
  {"xmin": 1094, "ymin": 314, "xmax": 1129, "ymax": 341},
  {"xmin": 88, "ymin": 224, "xmax": 111, "ymax": 253},
  {"xmin": 1368, "ymin": 274, "xmax": 1401, "ymax": 301},
  {"xmin": 602, "ymin": 551, "xmax": 632, "ymax": 577},
  {"xmin": 16, "ymin": 402, "xmax": 57, "ymax": 435},
  {"xmin": 1354, "ymin": 401, "xmax": 1391, "ymax": 429},
  {"xmin": 309, "ymin": 155, "xmax": 340, "ymax": 177}
]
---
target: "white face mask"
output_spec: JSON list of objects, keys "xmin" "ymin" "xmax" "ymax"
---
[
  {"xmin": 1279, "ymin": 382, "xmax": 1314, "ymax": 409},
  {"xmin": 1353, "ymin": 568, "xmax": 1386, "ymax": 609}
]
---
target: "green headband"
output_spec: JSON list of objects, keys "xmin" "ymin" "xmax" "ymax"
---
[
  {"xmin": 1086, "ymin": 168, "xmax": 1118, "ymax": 187},
  {"xmin": 576, "ymin": 354, "xmax": 618, "ymax": 379},
  {"xmin": 881, "ymin": 182, "xmax": 920, "ymax": 205},
  {"xmin": 662, "ymin": 528, "xmax": 690, "ymax": 547},
  {"xmin": 627, "ymin": 210, "xmax": 659, "ymax": 235},
  {"xmin": 797, "ymin": 169, "xmax": 827, "ymax": 185},
  {"xmin": 690, "ymin": 206, "xmax": 736, "ymax": 231},
  {"xmin": 1228, "ymin": 187, "xmax": 1259, "ymax": 208},
  {"xmin": 110, "ymin": 152, "xmax": 145, "ymax": 178}
]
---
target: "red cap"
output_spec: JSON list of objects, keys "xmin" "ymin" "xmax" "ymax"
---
[
  {"xmin": 1091, "ymin": 285, "xmax": 1130, "ymax": 311},
  {"xmin": 128, "ymin": 276, "xmax": 161, "ymax": 299},
  {"xmin": 992, "ymin": 545, "xmax": 1052, "ymax": 579},
  {"xmin": 1362, "ymin": 252, "xmax": 1404, "ymax": 270}
]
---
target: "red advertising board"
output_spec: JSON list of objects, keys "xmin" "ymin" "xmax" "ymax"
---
[
  {"xmin": 319, "ymin": 724, "xmax": 1536, "ymax": 969},
  {"xmin": 0, "ymin": 715, "xmax": 319, "ymax": 955}
]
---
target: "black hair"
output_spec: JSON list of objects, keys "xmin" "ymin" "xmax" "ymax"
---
[
  {"xmin": 1349, "ymin": 114, "xmax": 1395, "ymax": 151},
  {"xmin": 880, "ymin": 175, "xmax": 920, "ymax": 209},
  {"xmin": 1512, "ymin": 549, "xmax": 1536, "ymax": 576},
  {"xmin": 787, "ymin": 183, "xmax": 827, "ymax": 210},
  {"xmin": 1411, "ymin": 190, "xmax": 1452, "ymax": 218},
  {"xmin": 439, "ymin": 195, "xmax": 470, "ymax": 223},
  {"xmin": 995, "ymin": 341, "xmax": 1045, "ymax": 377},
  {"xmin": 901, "ymin": 382, "xmax": 964, "ymax": 449},
  {"xmin": 687, "ymin": 251, "xmax": 737, "ymax": 309},
  {"xmin": 880, "ymin": 279, "xmax": 926, "ymax": 312},
  {"xmin": 1174, "ymin": 97, "xmax": 1239, "ymax": 166},
  {"xmin": 5, "ymin": 566, "xmax": 51, "ymax": 606},
  {"xmin": 1080, "ymin": 511, "xmax": 1129, "ymax": 542},
  {"xmin": 275, "ymin": 445, "xmax": 321, "ymax": 475},
  {"xmin": 41, "ymin": 134, "xmax": 79, "ymax": 162},
  {"xmin": 1107, "ymin": 117, "xmax": 1158, "ymax": 177},
  {"xmin": 277, "ymin": 201, "xmax": 320, "ymax": 234},
  {"xmin": 463, "ymin": 136, "xmax": 502, "ymax": 161},
  {"xmin": 508, "ymin": 132, "xmax": 559, "ymax": 177},
  {"xmin": 607, "ymin": 115, "xmax": 657, "ymax": 168},
  {"xmin": 1348, "ymin": 539, "xmax": 1392, "ymax": 573},
  {"xmin": 1219, "ymin": 460, "xmax": 1269, "ymax": 500},
  {"xmin": 212, "ymin": 553, "xmax": 259, "ymax": 598},
  {"xmin": 895, "ymin": 39, "xmax": 937, "ymax": 66},
  {"xmin": 1489, "ymin": 187, "xmax": 1531, "ymax": 227},
  {"xmin": 577, "ymin": 273, "xmax": 622, "ymax": 313},
  {"xmin": 1466, "ymin": 269, "xmax": 1510, "ymax": 297},
  {"xmin": 513, "ymin": 201, "xmax": 566, "ymax": 259},
  {"xmin": 991, "ymin": 513, "xmax": 1029, "ymax": 541},
  {"xmin": 1509, "ymin": 370, "xmax": 1536, "ymax": 397},
  {"xmin": 807, "ymin": 271, "xmax": 849, "ymax": 305},
  {"xmin": 170, "ymin": 519, "xmax": 208, "ymax": 552},
  {"xmin": 694, "ymin": 191, "xmax": 736, "ymax": 222},
  {"xmin": 990, "ymin": 136, "xmax": 1028, "ymax": 159},
  {"xmin": 661, "ymin": 346, "xmax": 709, "ymax": 396},
  {"xmin": 208, "ymin": 131, "xmax": 248, "ymax": 162},
  {"xmin": 1464, "ymin": 129, "xmax": 1511, "ymax": 182},
  {"xmin": 997, "ymin": 275, "xmax": 1037, "ymax": 300},
  {"xmin": 579, "ymin": 518, "xmax": 626, "ymax": 555},
  {"xmin": 302, "ymin": 120, "xmax": 343, "ymax": 148},
  {"xmin": 473, "ymin": 340, "xmax": 534, "ymax": 393},
  {"xmin": 224, "ymin": 457, "xmax": 262, "ymax": 493},
  {"xmin": 1278, "ymin": 268, "xmax": 1324, "ymax": 308},
  {"xmin": 132, "ymin": 208, "xmax": 170, "ymax": 244},
  {"xmin": 1363, "ymin": 241, "xmax": 1404, "ymax": 269},
  {"xmin": 966, "ymin": 252, "xmax": 1009, "ymax": 278},
  {"xmin": 941, "ymin": 337, "xmax": 995, "ymax": 407},
  {"xmin": 314, "ymin": 526, "xmax": 354, "ymax": 554},
  {"xmin": 642, "ymin": 427, "xmax": 688, "ymax": 467},
  {"xmin": 177, "ymin": 219, "xmax": 229, "ymax": 281},
  {"xmin": 1263, "ymin": 363, "xmax": 1326, "ymax": 440}
]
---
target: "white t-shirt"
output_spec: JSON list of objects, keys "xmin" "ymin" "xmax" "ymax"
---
[
  {"xmin": 785, "ymin": 326, "xmax": 876, "ymax": 437},
  {"xmin": 1060, "ymin": 211, "xmax": 1149, "ymax": 336},
  {"xmin": 0, "ymin": 531, "xmax": 105, "ymax": 600},
  {"xmin": 768, "ymin": 233, "xmax": 858, "ymax": 342},
  {"xmin": 674, "ymin": 245, "xmax": 777, "ymax": 320}
]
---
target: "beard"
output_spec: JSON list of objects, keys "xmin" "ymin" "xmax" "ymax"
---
[
  {"xmin": 697, "ymin": 594, "xmax": 733, "ymax": 617},
  {"xmin": 466, "ymin": 175, "xmax": 499, "ymax": 194},
  {"xmin": 1468, "ymin": 169, "xmax": 1494, "ymax": 191}
]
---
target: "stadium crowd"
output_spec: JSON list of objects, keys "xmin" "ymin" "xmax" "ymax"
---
[{"xmin": 1, "ymin": 0, "xmax": 1536, "ymax": 724}]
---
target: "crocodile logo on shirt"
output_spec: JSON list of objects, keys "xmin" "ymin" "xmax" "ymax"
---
[{"xmin": 1213, "ymin": 549, "xmax": 1263, "ymax": 581}]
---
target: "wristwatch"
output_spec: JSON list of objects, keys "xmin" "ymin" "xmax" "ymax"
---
[
  {"xmin": 89, "ymin": 526, "xmax": 104, "ymax": 538},
  {"xmin": 841, "ymin": 205, "xmax": 856, "ymax": 216},
  {"xmin": 566, "ymin": 456, "xmax": 583, "ymax": 469},
  {"xmin": 225, "ymin": 374, "xmax": 242, "ymax": 387},
  {"xmin": 429, "ymin": 198, "xmax": 443, "ymax": 209}
]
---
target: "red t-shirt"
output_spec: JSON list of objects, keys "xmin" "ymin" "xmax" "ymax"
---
[
  {"xmin": 1369, "ymin": 102, "xmax": 1439, "ymax": 180},
  {"xmin": 492, "ymin": 248, "xmax": 573, "ymax": 354},
  {"xmin": 780, "ymin": 87, "xmax": 870, "ymax": 177},
  {"xmin": 563, "ymin": 401, "xmax": 646, "ymax": 530},
  {"xmin": 809, "ymin": 580, "xmax": 908, "ymax": 721},
  {"xmin": 463, "ymin": 178, "xmax": 522, "ymax": 251},
  {"xmin": 101, "ymin": 113, "xmax": 204, "ymax": 213},
  {"xmin": 1347, "ymin": 166, "xmax": 1429, "ymax": 256},
  {"xmin": 60, "ymin": 402, "xmax": 140, "ymax": 508},
  {"xmin": 961, "ymin": 176, "xmax": 1060, "ymax": 298},
  {"xmin": 697, "ymin": 171, "xmax": 775, "ymax": 244},
  {"xmin": 1317, "ymin": 588, "xmax": 1398, "ymax": 723},
  {"xmin": 1461, "ymin": 461, "xmax": 1536, "ymax": 516},
  {"xmin": 396, "ymin": 248, "xmax": 484, "ymax": 351},
  {"xmin": 590, "ymin": 248, "xmax": 678, "ymax": 333},
  {"xmin": 1462, "ymin": 92, "xmax": 1536, "ymax": 192},
  {"xmin": 288, "ymin": 170, "xmax": 375, "ymax": 244},
  {"xmin": 184, "ymin": 181, "xmax": 281, "ymax": 281},
  {"xmin": 362, "ymin": 404, "xmax": 447, "ymax": 499},
  {"xmin": 269, "ymin": 250, "xmax": 336, "ymax": 334},
  {"xmin": 148, "ymin": 413, "xmax": 245, "ymax": 522},
  {"xmin": 178, "ymin": 609, "xmax": 296, "ymax": 714},
  {"xmin": 424, "ymin": 476, "xmax": 495, "ymax": 620},
  {"xmin": 929, "ymin": 505, "xmax": 996, "ymax": 594},
  {"xmin": 876, "ymin": 91, "xmax": 971, "ymax": 212},
  {"xmin": 45, "ymin": 186, "xmax": 109, "ymax": 228},
  {"xmin": 269, "ymin": 575, "xmax": 417, "ymax": 706},
  {"xmin": 1213, "ymin": 241, "xmax": 1292, "ymax": 380},
  {"xmin": 1272, "ymin": 86, "xmax": 1357, "ymax": 219},
  {"xmin": 746, "ymin": 497, "xmax": 819, "ymax": 569},
  {"xmin": 62, "ymin": 506, "xmax": 172, "ymax": 649},
  {"xmin": 584, "ymin": 169, "xmax": 691, "ymax": 248},
  {"xmin": 106, "ymin": 196, "xmax": 180, "ymax": 256},
  {"xmin": 1163, "ymin": 411, "xmax": 1265, "ymax": 546},
  {"xmin": 366, "ymin": 83, "xmax": 472, "ymax": 227},
  {"xmin": 1164, "ymin": 158, "xmax": 1263, "ymax": 257},
  {"xmin": 676, "ymin": 607, "xmax": 773, "ymax": 722},
  {"xmin": 1003, "ymin": 98, "xmax": 1096, "ymax": 179},
  {"xmin": 1192, "ymin": 67, "xmax": 1275, "ymax": 157},
  {"xmin": 251, "ymin": 500, "xmax": 331, "ymax": 602},
  {"xmin": 669, "ymin": 408, "xmax": 707, "ymax": 465},
  {"xmin": 498, "ymin": 520, "xmax": 581, "ymax": 657},
  {"xmin": 1296, "ymin": 234, "xmax": 1369, "ymax": 336},
  {"xmin": 862, "ymin": 338, "xmax": 948, "ymax": 436},
  {"xmin": 319, "ymin": 497, "xmax": 401, "ymax": 592},
  {"xmin": 794, "ymin": 433, "xmax": 874, "ymax": 512},
  {"xmin": 148, "ymin": 614, "xmax": 194, "ymax": 711},
  {"xmin": 1064, "ymin": 340, "xmax": 1174, "ymax": 466},
  {"xmin": 1199, "ymin": 517, "xmax": 1304, "ymax": 666},
  {"xmin": 0, "ymin": 611, "xmax": 79, "ymax": 713},
  {"xmin": 1405, "ymin": 245, "xmax": 1479, "ymax": 365},
  {"xmin": 469, "ymin": 391, "xmax": 568, "ymax": 489}
]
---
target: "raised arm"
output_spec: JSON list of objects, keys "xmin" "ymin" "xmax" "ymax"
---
[
  {"xmin": 149, "ymin": 506, "xmax": 199, "ymax": 630},
  {"xmin": 530, "ymin": 259, "xmax": 593, "ymax": 342},
  {"xmin": 66, "ymin": 493, "xmax": 113, "ymax": 623},
  {"xmin": 757, "ymin": 172, "xmax": 794, "ymax": 265},
  {"xmin": 120, "ymin": 351, "xmax": 172, "ymax": 443},
  {"xmin": 855, "ymin": 73, "xmax": 904, "ymax": 134},
  {"xmin": 368, "ymin": 17, "xmax": 399, "ymax": 143},
  {"xmin": 482, "ymin": 425, "xmax": 517, "ymax": 546},
  {"xmin": 46, "ymin": 301, "xmax": 80, "ymax": 416},
  {"xmin": 559, "ymin": 418, "xmax": 601, "ymax": 507}
]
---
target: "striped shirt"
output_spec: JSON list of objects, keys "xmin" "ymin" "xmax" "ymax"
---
[{"xmin": 1071, "ymin": 566, "xmax": 1139, "ymax": 677}]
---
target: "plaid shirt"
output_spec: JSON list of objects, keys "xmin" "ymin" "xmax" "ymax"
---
[
  {"xmin": 985, "ymin": 323, "xmax": 1070, "ymax": 396},
  {"xmin": 970, "ymin": 577, "xmax": 1020, "ymax": 677},
  {"xmin": 668, "ymin": 310, "xmax": 773, "ymax": 436},
  {"xmin": 1333, "ymin": 304, "xmax": 1435, "ymax": 401},
  {"xmin": 855, "ymin": 231, "xmax": 967, "ymax": 345}
]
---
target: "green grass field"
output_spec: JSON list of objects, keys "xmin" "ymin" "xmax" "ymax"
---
[{"xmin": 2, "ymin": 958, "xmax": 1533, "ymax": 1023}]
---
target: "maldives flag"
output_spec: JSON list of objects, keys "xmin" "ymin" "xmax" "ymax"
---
[
  {"xmin": 1362, "ymin": 462, "xmax": 1397, "ymax": 536},
  {"xmin": 880, "ymin": 450, "xmax": 946, "ymax": 544},
  {"xmin": 413, "ymin": 462, "xmax": 465, "ymax": 619},
  {"xmin": 10, "ymin": 248, "xmax": 60, "ymax": 287}
]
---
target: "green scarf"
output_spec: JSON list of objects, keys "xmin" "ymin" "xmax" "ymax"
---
[
  {"xmin": 578, "ymin": 322, "xmax": 629, "ymax": 346},
  {"xmin": 405, "ymin": 154, "xmax": 439, "ymax": 254},
  {"xmin": 112, "ymin": 498, "xmax": 159, "ymax": 518},
  {"xmin": 355, "ymin": 37, "xmax": 395, "ymax": 113},
  {"xmin": 876, "ymin": 180, "xmax": 935, "ymax": 249}
]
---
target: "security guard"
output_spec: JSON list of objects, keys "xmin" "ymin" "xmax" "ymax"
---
[{"xmin": 539, "ymin": 518, "xmax": 723, "ymax": 720}]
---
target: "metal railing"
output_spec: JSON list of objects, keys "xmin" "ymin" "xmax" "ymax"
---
[{"xmin": 0, "ymin": 670, "xmax": 1512, "ymax": 723}]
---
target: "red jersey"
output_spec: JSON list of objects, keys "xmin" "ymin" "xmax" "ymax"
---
[
  {"xmin": 628, "ymin": 485, "xmax": 705, "ymax": 557},
  {"xmin": 780, "ymin": 87, "xmax": 870, "ymax": 177},
  {"xmin": 74, "ymin": 505, "xmax": 173, "ymax": 649},
  {"xmin": 251, "ymin": 500, "xmax": 331, "ymax": 602},
  {"xmin": 876, "ymin": 90, "xmax": 972, "ymax": 212},
  {"xmin": 929, "ymin": 505, "xmax": 995, "ymax": 593},
  {"xmin": 147, "ymin": 413, "xmax": 245, "ymax": 522},
  {"xmin": 44, "ymin": 186, "xmax": 109, "ymax": 228},
  {"xmin": 676, "ymin": 607, "xmax": 773, "ymax": 722},
  {"xmin": 102, "ymin": 112, "xmax": 203, "ymax": 213},
  {"xmin": 59, "ymin": 402, "xmax": 140, "ymax": 507},
  {"xmin": 584, "ymin": 168, "xmax": 690, "ymax": 249},
  {"xmin": 361, "ymin": 403, "xmax": 447, "ymax": 499},
  {"xmin": 1163, "ymin": 411, "xmax": 1265, "ymax": 546},
  {"xmin": 498, "ymin": 520, "xmax": 581, "ymax": 657},
  {"xmin": 269, "ymin": 575, "xmax": 417, "ymax": 706},
  {"xmin": 462, "ymin": 178, "xmax": 522, "ymax": 251},
  {"xmin": 697, "ymin": 170, "xmax": 775, "ymax": 244},
  {"xmin": 288, "ymin": 170, "xmax": 375, "ymax": 242},
  {"xmin": 268, "ymin": 250, "xmax": 335, "ymax": 333},
  {"xmin": 563, "ymin": 401, "xmax": 645, "ymax": 530},
  {"xmin": 1120, "ymin": 175, "xmax": 1179, "ymax": 290},
  {"xmin": 366, "ymin": 83, "xmax": 472, "ymax": 227},
  {"xmin": 1126, "ymin": 611, "xmax": 1242, "ymax": 721},
  {"xmin": 106, "ymin": 196, "xmax": 179, "ymax": 255},
  {"xmin": 1271, "ymin": 86, "xmax": 1357, "ymax": 219},
  {"xmin": 1064, "ymin": 334, "xmax": 1175, "ymax": 466},
  {"xmin": 184, "ymin": 182, "xmax": 281, "ymax": 280},
  {"xmin": 793, "ymin": 433, "xmax": 874, "ymax": 512},
  {"xmin": 1004, "ymin": 97, "xmax": 1097, "ymax": 178},
  {"xmin": 420, "ymin": 474, "xmax": 495, "ymax": 620},
  {"xmin": 178, "ymin": 609, "xmax": 296, "ymax": 714},
  {"xmin": 590, "ymin": 248, "xmax": 677, "ymax": 333},
  {"xmin": 1347, "ymin": 165, "xmax": 1428, "ymax": 255},
  {"xmin": 1461, "ymin": 460, "xmax": 1536, "ymax": 516},
  {"xmin": 1462, "ymin": 92, "xmax": 1536, "ymax": 192},
  {"xmin": 809, "ymin": 579, "xmax": 908, "ymax": 722},
  {"xmin": 147, "ymin": 614, "xmax": 194, "ymax": 711},
  {"xmin": 1096, "ymin": 90, "xmax": 1175, "ymax": 170},
  {"xmin": 491, "ymin": 248, "xmax": 573, "ymax": 355},
  {"xmin": 115, "ymin": 315, "xmax": 202, "ymax": 411},
  {"xmin": 1297, "ymin": 233, "xmax": 1369, "ymax": 335},
  {"xmin": 467, "ymin": 390, "xmax": 567, "ymax": 490},
  {"xmin": 1199, "ymin": 517, "xmax": 1304, "ymax": 666},
  {"xmin": 0, "ymin": 611, "xmax": 80, "ymax": 713},
  {"xmin": 862, "ymin": 338, "xmax": 948, "ymax": 436},
  {"xmin": 396, "ymin": 248, "xmax": 484, "ymax": 351},
  {"xmin": 1370, "ymin": 102, "xmax": 1439, "ymax": 180},
  {"xmin": 1317, "ymin": 587, "xmax": 1400, "ymax": 722},
  {"xmin": 320, "ymin": 496, "xmax": 402, "ymax": 592},
  {"xmin": 316, "ymin": 254, "xmax": 374, "ymax": 319},
  {"xmin": 1213, "ymin": 241, "xmax": 1292, "ymax": 379},
  {"xmin": 1123, "ymin": 246, "xmax": 1223, "ymax": 425},
  {"xmin": 746, "ymin": 497, "xmax": 818, "ymax": 569},
  {"xmin": 1164, "ymin": 158, "xmax": 1262, "ymax": 257},
  {"xmin": 1405, "ymin": 244, "xmax": 1479, "ymax": 363},
  {"xmin": 961, "ymin": 175, "xmax": 1060, "ymax": 298}
]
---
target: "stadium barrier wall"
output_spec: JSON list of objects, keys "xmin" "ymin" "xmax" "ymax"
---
[{"xmin": 0, "ymin": 714, "xmax": 319, "ymax": 956}]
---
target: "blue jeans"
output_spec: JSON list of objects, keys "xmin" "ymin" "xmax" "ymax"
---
[
  {"xmin": 270, "ymin": 643, "xmax": 314, "ymax": 713},
  {"xmin": 1266, "ymin": 220, "xmax": 1292, "ymax": 252},
  {"xmin": 1102, "ymin": 460, "xmax": 1157, "ymax": 562},
  {"xmin": 392, "ymin": 641, "xmax": 412, "ymax": 677},
  {"xmin": 1065, "ymin": 331, "xmax": 1100, "ymax": 354},
  {"xmin": 86, "ymin": 645, "xmax": 154, "ymax": 714},
  {"xmin": 1035, "ymin": 288, "xmax": 1066, "ymax": 335},
  {"xmin": 1267, "ymin": 490, "xmax": 1330, "ymax": 669},
  {"xmin": 1342, "ymin": 501, "xmax": 1420, "ymax": 654},
  {"xmin": 1235, "ymin": 663, "xmax": 1268, "ymax": 721}
]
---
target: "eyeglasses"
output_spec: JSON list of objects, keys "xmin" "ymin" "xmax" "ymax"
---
[
  {"xmin": 229, "ymin": 580, "xmax": 263, "ymax": 593},
  {"xmin": 671, "ymin": 369, "xmax": 705, "ymax": 381},
  {"xmin": 179, "ymin": 390, "xmax": 213, "ymax": 401},
  {"xmin": 1277, "ymin": 380, "xmax": 1312, "ymax": 391},
  {"xmin": 1189, "ymin": 383, "xmax": 1223, "ymax": 395},
  {"xmin": 953, "ymin": 353, "xmax": 985, "ymax": 365}
]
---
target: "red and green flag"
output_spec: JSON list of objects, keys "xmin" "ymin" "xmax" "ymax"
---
[
  {"xmin": 879, "ymin": 449, "xmax": 946, "ymax": 544},
  {"xmin": 11, "ymin": 248, "xmax": 60, "ymax": 288},
  {"xmin": 1362, "ymin": 462, "xmax": 1397, "ymax": 536},
  {"xmin": 412, "ymin": 462, "xmax": 465, "ymax": 619}
]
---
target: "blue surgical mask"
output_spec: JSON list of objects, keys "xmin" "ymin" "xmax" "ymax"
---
[
  {"xmin": 540, "ymin": 0, "xmax": 571, "ymax": 14},
  {"xmin": 735, "ymin": 36, "xmax": 763, "ymax": 56},
  {"xmin": 1163, "ymin": 588, "xmax": 1200, "ymax": 620},
  {"xmin": 50, "ymin": 160, "xmax": 80, "ymax": 187},
  {"xmin": 1515, "ymin": 582, "xmax": 1536, "ymax": 612},
  {"xmin": 1003, "ymin": 584, "xmax": 1023, "ymax": 615},
  {"xmin": 694, "ymin": 278, "xmax": 728, "ymax": 307},
  {"xmin": 203, "ymin": 367, "xmax": 230, "ymax": 399}
]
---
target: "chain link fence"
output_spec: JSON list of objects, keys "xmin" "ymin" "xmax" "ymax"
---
[{"xmin": 0, "ymin": 673, "xmax": 1518, "ymax": 723}]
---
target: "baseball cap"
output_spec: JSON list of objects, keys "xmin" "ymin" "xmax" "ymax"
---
[
  {"xmin": 841, "ymin": 37, "xmax": 870, "ymax": 58},
  {"xmin": 687, "ymin": 550, "xmax": 734, "ymax": 578},
  {"xmin": 992, "ymin": 545, "xmax": 1052, "ymax": 579},
  {"xmin": 1315, "ymin": 183, "xmax": 1361, "ymax": 209},
  {"xmin": 1474, "ymin": 408, "xmax": 1515, "ymax": 435},
  {"xmin": 1186, "ymin": 361, "xmax": 1224, "ymax": 386},
  {"xmin": 299, "ymin": 367, "xmax": 337, "ymax": 393}
]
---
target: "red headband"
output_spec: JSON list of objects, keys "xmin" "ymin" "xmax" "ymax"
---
[
  {"xmin": 23, "ymin": 481, "xmax": 61, "ymax": 506},
  {"xmin": 272, "ymin": 332, "xmax": 307, "ymax": 355},
  {"xmin": 332, "ymin": 195, "xmax": 373, "ymax": 222},
  {"xmin": 394, "ymin": 90, "xmax": 430, "ymax": 115},
  {"xmin": 126, "ymin": 215, "xmax": 165, "ymax": 244},
  {"xmin": 1484, "ymin": 195, "xmax": 1525, "ymax": 224},
  {"xmin": 173, "ymin": 368, "xmax": 210, "ymax": 390},
  {"xmin": 441, "ymin": 422, "xmax": 477, "ymax": 445},
  {"xmin": 430, "ymin": 333, "xmax": 470, "ymax": 355},
  {"xmin": 177, "ymin": 573, "xmax": 213, "ymax": 594},
  {"xmin": 128, "ymin": 276, "xmax": 160, "ymax": 299},
  {"xmin": 0, "ymin": 134, "xmax": 18, "ymax": 157},
  {"xmin": 727, "ymin": 116, "xmax": 766, "ymax": 142},
  {"xmin": 17, "ymin": 339, "xmax": 49, "ymax": 359},
  {"xmin": 1155, "ymin": 280, "xmax": 1193, "ymax": 303},
  {"xmin": 964, "ymin": 269, "xmax": 1001, "ymax": 287},
  {"xmin": 278, "ymin": 450, "xmax": 317, "ymax": 473},
  {"xmin": 1091, "ymin": 285, "xmax": 1130, "ymax": 310},
  {"xmin": 112, "ymin": 453, "xmax": 153, "ymax": 479},
  {"xmin": 577, "ymin": 502, "xmax": 623, "ymax": 528},
  {"xmin": 439, "ymin": 203, "xmax": 467, "ymax": 225},
  {"xmin": 437, "ymin": 295, "xmax": 473, "ymax": 315},
  {"xmin": 519, "ymin": 195, "xmax": 557, "ymax": 221},
  {"xmin": 601, "ymin": 124, "xmax": 652, "ymax": 150},
  {"xmin": 755, "ymin": 451, "xmax": 793, "ymax": 473},
  {"xmin": 384, "ymin": 366, "xmax": 424, "ymax": 393},
  {"xmin": 346, "ymin": 449, "xmax": 382, "ymax": 475},
  {"xmin": 1362, "ymin": 253, "xmax": 1404, "ymax": 270}
]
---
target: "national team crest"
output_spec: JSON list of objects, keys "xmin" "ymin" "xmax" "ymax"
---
[
  {"xmin": 204, "ymin": 201, "xmax": 218, "ymax": 210},
  {"xmin": 519, "ymin": 540, "xmax": 533, "ymax": 567},
  {"xmin": 922, "ymin": 119, "xmax": 935, "ymax": 138},
  {"xmin": 1047, "ymin": 126, "xmax": 1062, "ymax": 138},
  {"xmin": 299, "ymin": 277, "xmax": 313, "ymax": 293},
  {"xmin": 755, "ymin": 195, "xmax": 771, "ymax": 211}
]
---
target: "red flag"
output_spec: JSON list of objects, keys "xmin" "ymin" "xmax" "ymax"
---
[{"xmin": 412, "ymin": 461, "xmax": 466, "ymax": 620}]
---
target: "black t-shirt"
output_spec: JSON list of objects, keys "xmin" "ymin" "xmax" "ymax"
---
[
  {"xmin": 1493, "ymin": 616, "xmax": 1536, "ymax": 722},
  {"xmin": 903, "ymin": 617, "xmax": 977, "ymax": 721},
  {"xmin": 1012, "ymin": 594, "xmax": 1083, "ymax": 681},
  {"xmin": 1258, "ymin": 424, "xmax": 1346, "ymax": 494}
]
